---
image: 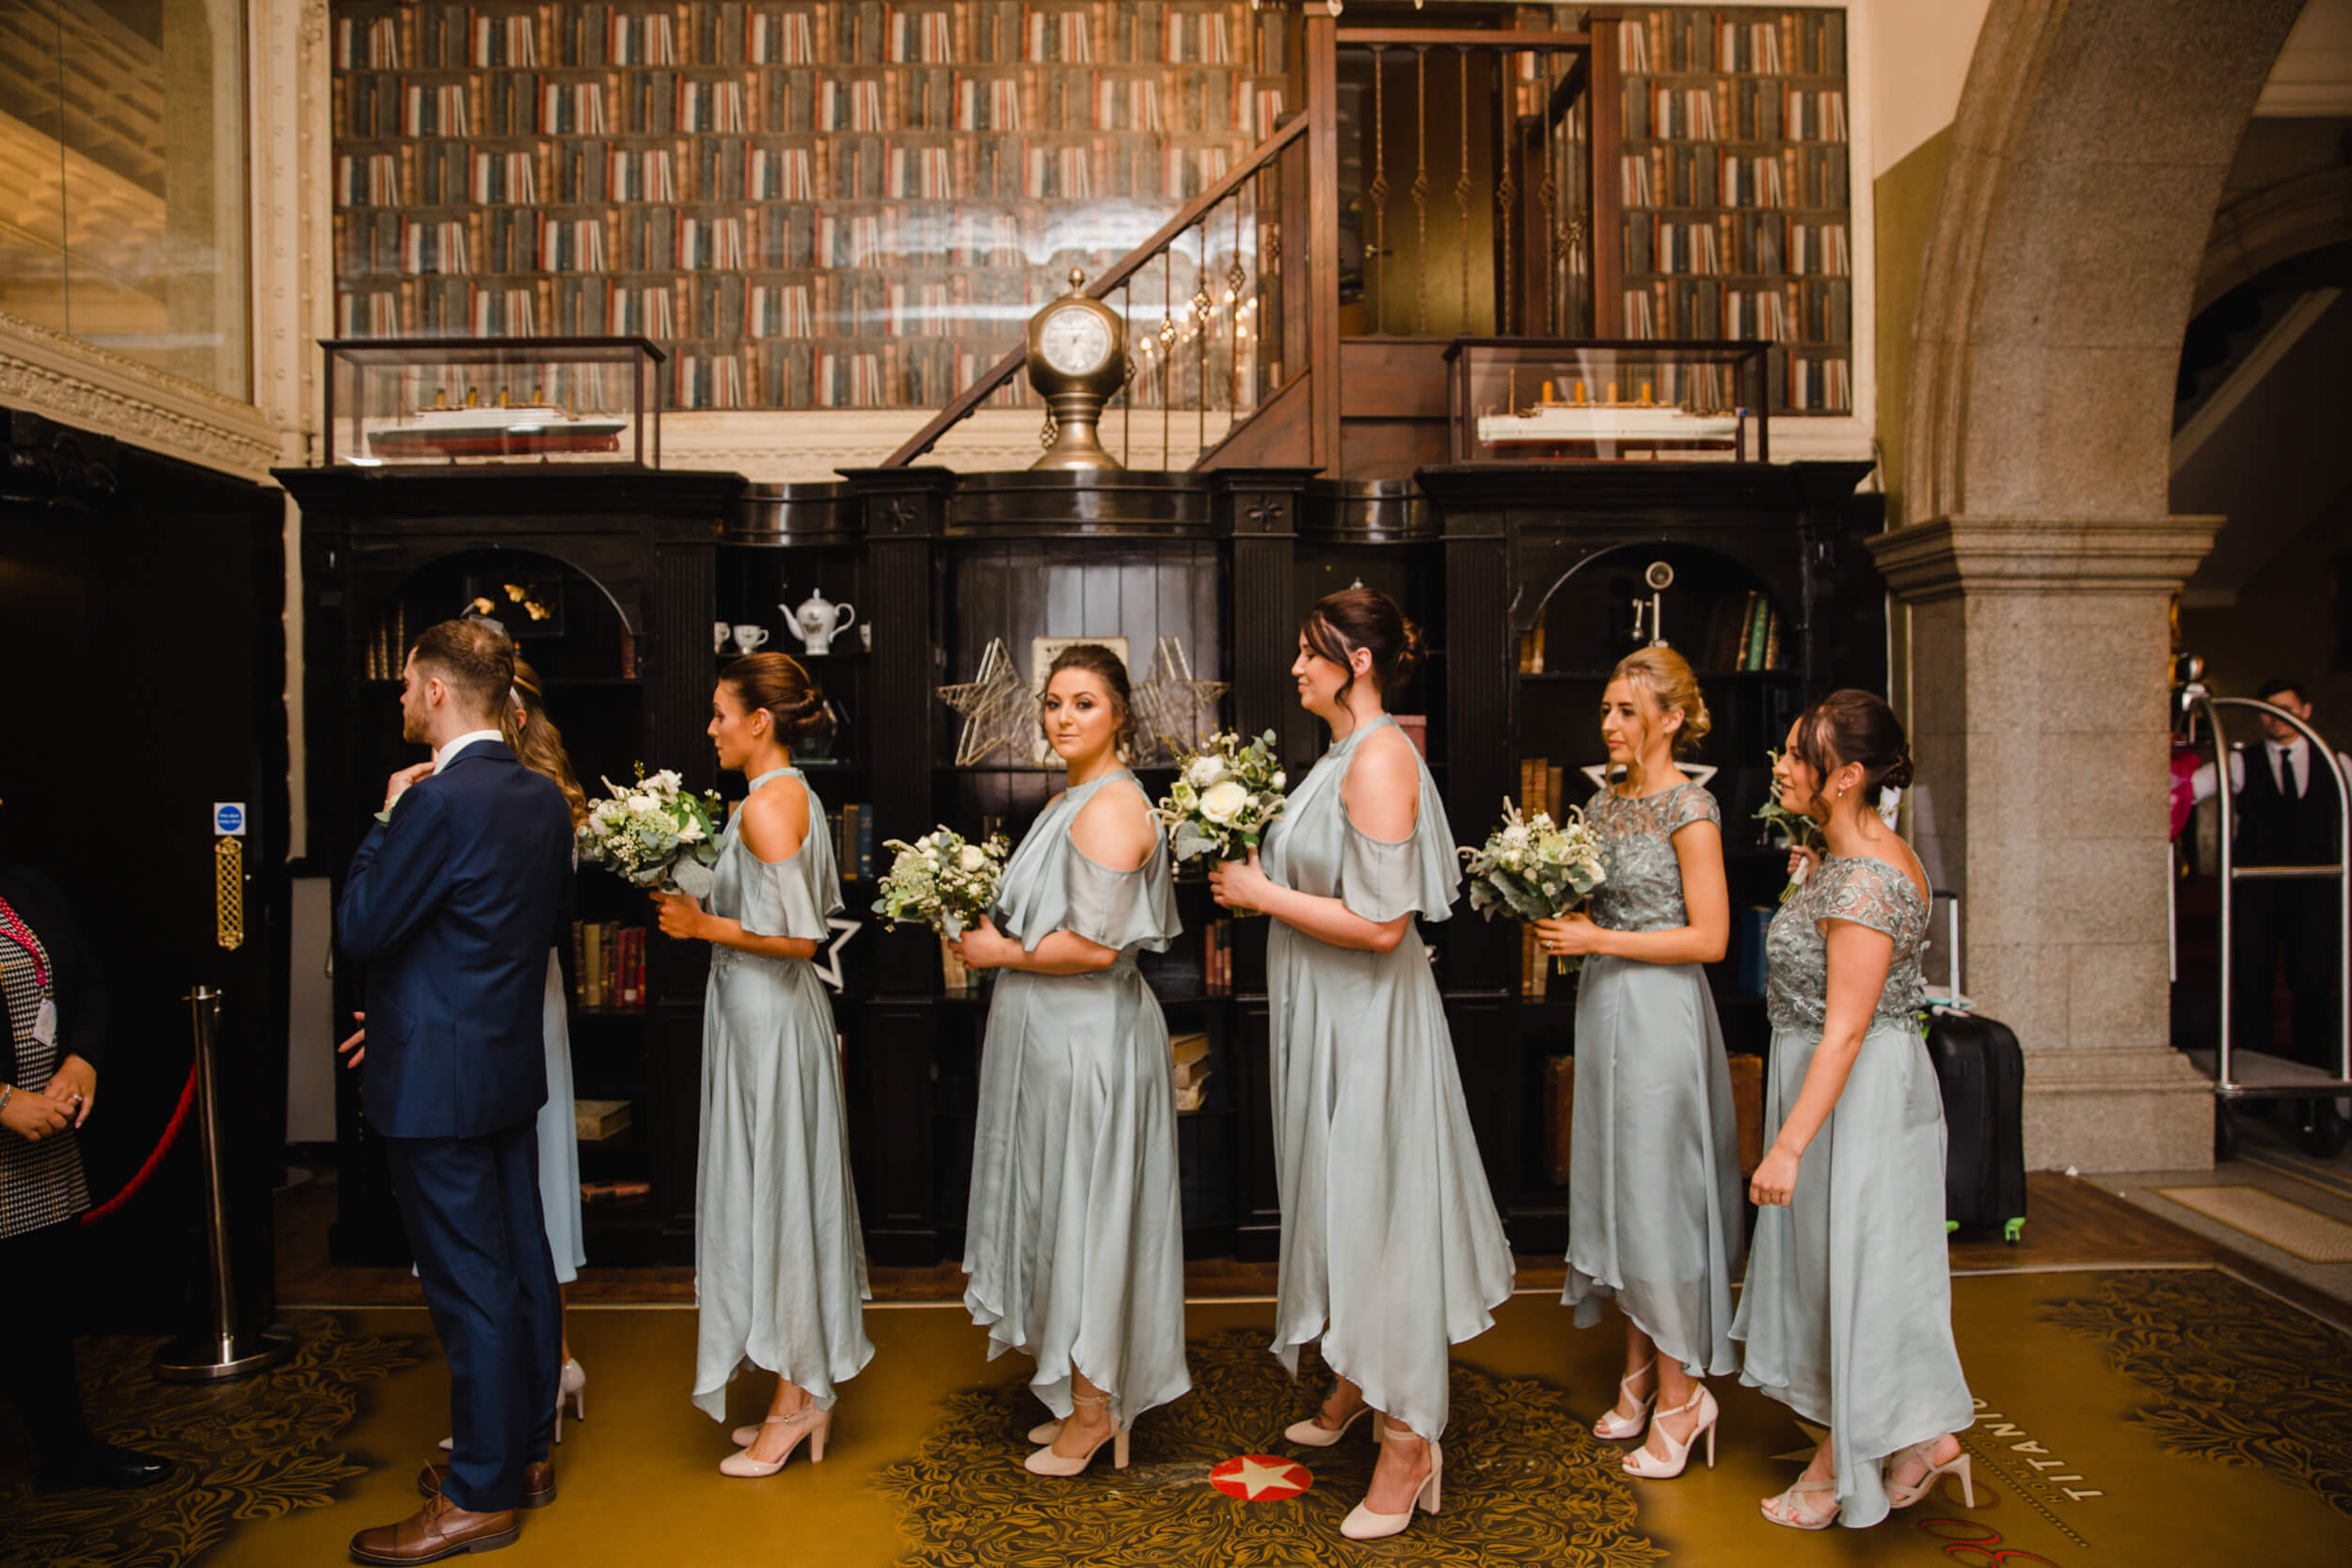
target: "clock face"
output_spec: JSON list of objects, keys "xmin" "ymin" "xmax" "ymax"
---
[{"xmin": 1039, "ymin": 307, "xmax": 1113, "ymax": 375}]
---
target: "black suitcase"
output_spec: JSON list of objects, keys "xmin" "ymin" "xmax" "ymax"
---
[{"xmin": 1923, "ymin": 893, "xmax": 2027, "ymax": 1242}]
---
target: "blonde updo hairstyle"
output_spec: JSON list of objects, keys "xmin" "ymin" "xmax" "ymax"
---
[{"xmin": 1610, "ymin": 645, "xmax": 1711, "ymax": 787}]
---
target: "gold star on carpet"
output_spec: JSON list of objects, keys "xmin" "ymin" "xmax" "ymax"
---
[
  {"xmin": 1133, "ymin": 636, "xmax": 1228, "ymax": 765},
  {"xmin": 938, "ymin": 638, "xmax": 1040, "ymax": 767}
]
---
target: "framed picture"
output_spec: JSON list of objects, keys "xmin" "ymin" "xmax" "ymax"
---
[{"xmin": 1028, "ymin": 636, "xmax": 1129, "ymax": 765}]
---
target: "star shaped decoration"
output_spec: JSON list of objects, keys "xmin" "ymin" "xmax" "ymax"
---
[
  {"xmin": 1133, "ymin": 636, "xmax": 1228, "ymax": 765},
  {"xmin": 810, "ymin": 916, "xmax": 860, "ymax": 994},
  {"xmin": 1207, "ymin": 1453, "xmax": 1312, "ymax": 1502},
  {"xmin": 938, "ymin": 638, "xmax": 1041, "ymax": 767}
]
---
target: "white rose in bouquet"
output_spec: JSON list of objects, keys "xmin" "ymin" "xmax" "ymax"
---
[{"xmin": 1199, "ymin": 779, "xmax": 1249, "ymax": 825}]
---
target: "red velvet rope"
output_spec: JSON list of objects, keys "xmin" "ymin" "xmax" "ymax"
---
[{"xmin": 79, "ymin": 1053, "xmax": 199, "ymax": 1227}]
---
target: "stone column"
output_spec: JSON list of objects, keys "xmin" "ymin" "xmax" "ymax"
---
[{"xmin": 1871, "ymin": 516, "xmax": 2219, "ymax": 1172}]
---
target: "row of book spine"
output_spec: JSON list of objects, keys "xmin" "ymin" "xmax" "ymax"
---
[
  {"xmin": 1199, "ymin": 916, "xmax": 1234, "ymax": 992},
  {"xmin": 573, "ymin": 921, "xmax": 648, "ymax": 1007},
  {"xmin": 830, "ymin": 800, "xmax": 878, "ymax": 880},
  {"xmin": 339, "ymin": 67, "xmax": 1281, "ymax": 138},
  {"xmin": 1622, "ymin": 80, "xmax": 1847, "ymax": 145},
  {"xmin": 1623, "ymin": 214, "xmax": 1850, "ymax": 278},
  {"xmin": 1709, "ymin": 590, "xmax": 1786, "ymax": 673},
  {"xmin": 1620, "ymin": 277, "xmax": 1852, "ymax": 345},
  {"xmin": 1618, "ymin": 144, "xmax": 1849, "ymax": 213},
  {"xmin": 337, "ymin": 3, "xmax": 1286, "ymax": 72},
  {"xmin": 1617, "ymin": 8, "xmax": 1848, "ymax": 79}
]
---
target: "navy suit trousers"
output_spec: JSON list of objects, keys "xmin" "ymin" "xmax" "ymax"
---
[{"xmin": 386, "ymin": 1121, "xmax": 562, "ymax": 1512}]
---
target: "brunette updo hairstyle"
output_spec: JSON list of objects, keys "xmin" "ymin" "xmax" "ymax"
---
[
  {"xmin": 1303, "ymin": 585, "xmax": 1423, "ymax": 708},
  {"xmin": 1792, "ymin": 688, "xmax": 1915, "ymax": 814},
  {"xmin": 1042, "ymin": 642, "xmax": 1137, "ymax": 758},
  {"xmin": 1610, "ymin": 645, "xmax": 1712, "ymax": 763},
  {"xmin": 720, "ymin": 651, "xmax": 831, "ymax": 744}
]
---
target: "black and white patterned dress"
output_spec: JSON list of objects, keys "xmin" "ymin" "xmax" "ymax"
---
[{"xmin": 1, "ymin": 916, "xmax": 90, "ymax": 1240}]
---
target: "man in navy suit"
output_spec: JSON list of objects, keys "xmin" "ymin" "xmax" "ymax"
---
[{"xmin": 337, "ymin": 619, "xmax": 572, "ymax": 1564}]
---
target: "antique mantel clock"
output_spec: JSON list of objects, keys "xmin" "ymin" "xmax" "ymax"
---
[{"xmin": 1025, "ymin": 269, "xmax": 1127, "ymax": 470}]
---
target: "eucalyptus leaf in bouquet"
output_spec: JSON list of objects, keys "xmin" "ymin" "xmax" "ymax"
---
[
  {"xmin": 1458, "ymin": 798, "xmax": 1607, "ymax": 973},
  {"xmin": 578, "ymin": 764, "xmax": 726, "ymax": 898},
  {"xmin": 871, "ymin": 826, "xmax": 1010, "ymax": 940}
]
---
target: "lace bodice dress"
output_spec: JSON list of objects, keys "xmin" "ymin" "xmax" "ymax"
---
[
  {"xmin": 1734, "ymin": 848, "xmax": 1973, "ymax": 1528},
  {"xmin": 1559, "ymin": 779, "xmax": 1743, "ymax": 1376}
]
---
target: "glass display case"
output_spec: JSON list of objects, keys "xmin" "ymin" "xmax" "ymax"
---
[
  {"xmin": 1445, "ymin": 340, "xmax": 1772, "ymax": 463},
  {"xmin": 322, "ymin": 338, "xmax": 664, "ymax": 467}
]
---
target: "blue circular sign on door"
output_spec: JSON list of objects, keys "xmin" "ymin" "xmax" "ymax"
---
[{"xmin": 214, "ymin": 803, "xmax": 245, "ymax": 836}]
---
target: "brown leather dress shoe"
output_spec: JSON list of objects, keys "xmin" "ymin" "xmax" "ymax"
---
[
  {"xmin": 347, "ymin": 1490, "xmax": 518, "ymax": 1563},
  {"xmin": 416, "ymin": 1460, "xmax": 555, "ymax": 1510}
]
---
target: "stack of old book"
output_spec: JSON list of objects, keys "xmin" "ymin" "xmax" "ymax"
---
[{"xmin": 1170, "ymin": 1032, "xmax": 1211, "ymax": 1113}]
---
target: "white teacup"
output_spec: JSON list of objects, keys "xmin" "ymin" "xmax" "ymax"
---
[
  {"xmin": 732, "ymin": 624, "xmax": 770, "ymax": 655},
  {"xmin": 713, "ymin": 621, "xmax": 731, "ymax": 653}
]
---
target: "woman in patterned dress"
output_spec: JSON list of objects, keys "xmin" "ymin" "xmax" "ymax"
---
[
  {"xmin": 1733, "ymin": 690, "xmax": 1975, "ymax": 1529},
  {"xmin": 0, "ymin": 863, "xmax": 171, "ymax": 1490},
  {"xmin": 1534, "ymin": 647, "xmax": 1742, "ymax": 1481}
]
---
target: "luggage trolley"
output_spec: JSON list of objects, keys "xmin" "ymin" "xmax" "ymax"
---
[{"xmin": 2178, "ymin": 685, "xmax": 2352, "ymax": 1159}]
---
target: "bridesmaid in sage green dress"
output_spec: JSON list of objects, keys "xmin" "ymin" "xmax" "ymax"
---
[
  {"xmin": 1211, "ymin": 588, "xmax": 1513, "ymax": 1544},
  {"xmin": 952, "ymin": 644, "xmax": 1187, "ymax": 1478},
  {"xmin": 1534, "ymin": 646, "xmax": 1742, "ymax": 1482},
  {"xmin": 651, "ymin": 653, "xmax": 873, "ymax": 1478},
  {"xmin": 1734, "ymin": 691, "xmax": 1974, "ymax": 1530}
]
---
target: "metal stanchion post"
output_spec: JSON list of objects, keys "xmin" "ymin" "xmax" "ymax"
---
[{"xmin": 153, "ymin": 987, "xmax": 296, "ymax": 1382}]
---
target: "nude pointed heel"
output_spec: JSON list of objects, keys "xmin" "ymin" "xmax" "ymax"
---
[
  {"xmin": 1593, "ymin": 1357, "xmax": 1657, "ymax": 1441},
  {"xmin": 721, "ymin": 1406, "xmax": 829, "ymax": 1477},
  {"xmin": 1885, "ymin": 1440, "xmax": 1974, "ymax": 1509},
  {"xmin": 1621, "ymin": 1386, "xmax": 1718, "ymax": 1480},
  {"xmin": 1025, "ymin": 1391, "xmax": 1126, "ymax": 1477},
  {"xmin": 554, "ymin": 1358, "xmax": 585, "ymax": 1444},
  {"xmin": 1283, "ymin": 1390, "xmax": 1378, "ymax": 1449},
  {"xmin": 1340, "ymin": 1427, "xmax": 1441, "ymax": 1541}
]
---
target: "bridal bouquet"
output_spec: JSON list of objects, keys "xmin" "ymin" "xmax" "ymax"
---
[
  {"xmin": 871, "ymin": 827, "xmax": 1010, "ymax": 939},
  {"xmin": 578, "ymin": 764, "xmax": 725, "ymax": 898},
  {"xmin": 1157, "ymin": 729, "xmax": 1288, "ymax": 864},
  {"xmin": 1459, "ymin": 799, "xmax": 1607, "ymax": 974},
  {"xmin": 1754, "ymin": 749, "xmax": 1829, "ymax": 903}
]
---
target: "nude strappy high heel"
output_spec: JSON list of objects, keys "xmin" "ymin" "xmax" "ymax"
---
[
  {"xmin": 720, "ymin": 1405, "xmax": 829, "ymax": 1477},
  {"xmin": 1620, "ymin": 1386, "xmax": 1717, "ymax": 1479},
  {"xmin": 1884, "ymin": 1438, "xmax": 1975, "ymax": 1509},
  {"xmin": 1339, "ymin": 1421, "xmax": 1441, "ymax": 1541},
  {"xmin": 1760, "ymin": 1475, "xmax": 1840, "ymax": 1529},
  {"xmin": 1024, "ymin": 1390, "xmax": 1126, "ymax": 1476},
  {"xmin": 1593, "ymin": 1357, "xmax": 1657, "ymax": 1440}
]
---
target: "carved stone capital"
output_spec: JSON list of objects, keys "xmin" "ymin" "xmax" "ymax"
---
[{"xmin": 1867, "ymin": 514, "xmax": 2220, "ymax": 604}]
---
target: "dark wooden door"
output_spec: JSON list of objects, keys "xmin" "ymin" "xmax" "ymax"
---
[{"xmin": 0, "ymin": 411, "xmax": 288, "ymax": 1335}]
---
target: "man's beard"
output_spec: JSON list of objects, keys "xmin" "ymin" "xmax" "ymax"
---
[{"xmin": 401, "ymin": 713, "xmax": 427, "ymax": 746}]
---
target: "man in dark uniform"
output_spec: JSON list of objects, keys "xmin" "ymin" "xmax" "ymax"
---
[{"xmin": 2201, "ymin": 678, "xmax": 2349, "ymax": 1123}]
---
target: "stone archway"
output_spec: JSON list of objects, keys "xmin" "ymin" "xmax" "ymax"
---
[{"xmin": 1869, "ymin": 0, "xmax": 2308, "ymax": 1171}]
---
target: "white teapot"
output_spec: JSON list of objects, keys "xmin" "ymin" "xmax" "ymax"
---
[{"xmin": 783, "ymin": 588, "xmax": 856, "ymax": 655}]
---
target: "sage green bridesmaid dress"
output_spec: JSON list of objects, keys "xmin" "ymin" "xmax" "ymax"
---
[
  {"xmin": 693, "ymin": 767, "xmax": 874, "ymax": 1420},
  {"xmin": 1732, "ymin": 853, "xmax": 1974, "ymax": 1527},
  {"xmin": 1259, "ymin": 716, "xmax": 1514, "ymax": 1442},
  {"xmin": 962, "ymin": 770, "xmax": 1191, "ymax": 1431},
  {"xmin": 1562, "ymin": 780, "xmax": 1744, "ymax": 1379}
]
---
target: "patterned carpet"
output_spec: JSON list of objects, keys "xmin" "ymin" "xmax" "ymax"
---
[{"xmin": 4, "ymin": 1269, "xmax": 2349, "ymax": 1567}]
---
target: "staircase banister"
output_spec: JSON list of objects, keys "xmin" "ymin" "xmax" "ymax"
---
[{"xmin": 882, "ymin": 115, "xmax": 1311, "ymax": 468}]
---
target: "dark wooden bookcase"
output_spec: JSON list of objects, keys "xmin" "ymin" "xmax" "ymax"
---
[{"xmin": 287, "ymin": 455, "xmax": 1880, "ymax": 1266}]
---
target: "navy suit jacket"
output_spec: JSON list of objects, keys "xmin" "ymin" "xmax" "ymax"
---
[{"xmin": 337, "ymin": 740, "xmax": 573, "ymax": 1140}]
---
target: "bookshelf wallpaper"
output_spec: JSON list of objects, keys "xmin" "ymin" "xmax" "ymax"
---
[
  {"xmin": 1613, "ymin": 7, "xmax": 1852, "ymax": 415},
  {"xmin": 330, "ymin": 1, "xmax": 1286, "ymax": 410}
]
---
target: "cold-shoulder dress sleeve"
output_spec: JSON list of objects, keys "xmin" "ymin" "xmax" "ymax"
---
[
  {"xmin": 733, "ymin": 790, "xmax": 845, "ymax": 942},
  {"xmin": 1000, "ymin": 836, "xmax": 1181, "ymax": 954}
]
